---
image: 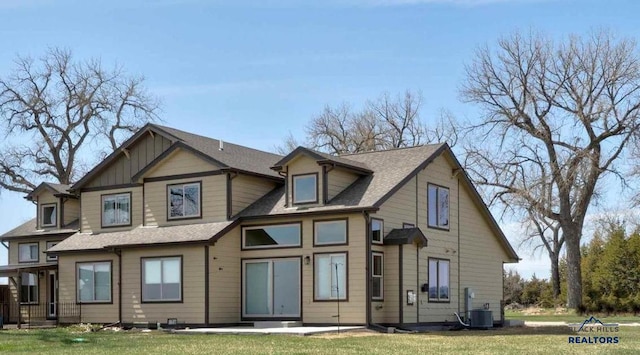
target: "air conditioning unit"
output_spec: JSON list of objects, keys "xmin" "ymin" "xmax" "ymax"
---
[{"xmin": 469, "ymin": 309, "xmax": 493, "ymax": 329}]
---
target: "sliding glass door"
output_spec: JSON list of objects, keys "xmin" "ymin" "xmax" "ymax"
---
[{"xmin": 243, "ymin": 258, "xmax": 300, "ymax": 318}]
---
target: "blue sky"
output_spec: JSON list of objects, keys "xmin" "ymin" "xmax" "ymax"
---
[{"xmin": 2, "ymin": 0, "xmax": 640, "ymax": 281}]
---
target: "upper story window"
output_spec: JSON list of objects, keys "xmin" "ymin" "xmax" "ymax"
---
[
  {"xmin": 371, "ymin": 218, "xmax": 383, "ymax": 244},
  {"xmin": 314, "ymin": 219, "xmax": 348, "ymax": 246},
  {"xmin": 292, "ymin": 173, "xmax": 318, "ymax": 204},
  {"xmin": 19, "ymin": 243, "xmax": 39, "ymax": 263},
  {"xmin": 168, "ymin": 182, "xmax": 201, "ymax": 219},
  {"xmin": 242, "ymin": 223, "xmax": 302, "ymax": 249},
  {"xmin": 102, "ymin": 193, "xmax": 131, "ymax": 227},
  {"xmin": 428, "ymin": 184, "xmax": 449, "ymax": 230},
  {"xmin": 41, "ymin": 203, "xmax": 57, "ymax": 228}
]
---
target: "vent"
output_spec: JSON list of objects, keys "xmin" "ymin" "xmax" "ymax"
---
[{"xmin": 219, "ymin": 140, "xmax": 224, "ymax": 151}]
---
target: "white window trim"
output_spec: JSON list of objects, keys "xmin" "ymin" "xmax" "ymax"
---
[
  {"xmin": 428, "ymin": 184, "xmax": 450, "ymax": 229},
  {"xmin": 314, "ymin": 219, "xmax": 347, "ymax": 246},
  {"xmin": 292, "ymin": 174, "xmax": 318, "ymax": 204},
  {"xmin": 40, "ymin": 203, "xmax": 57, "ymax": 228},
  {"xmin": 314, "ymin": 253, "xmax": 347, "ymax": 301},
  {"xmin": 167, "ymin": 182, "xmax": 201, "ymax": 220},
  {"xmin": 18, "ymin": 243, "xmax": 39, "ymax": 263},
  {"xmin": 242, "ymin": 223, "xmax": 302, "ymax": 249},
  {"xmin": 77, "ymin": 261, "xmax": 112, "ymax": 303},
  {"xmin": 101, "ymin": 193, "xmax": 131, "ymax": 227},
  {"xmin": 371, "ymin": 218, "xmax": 384, "ymax": 244},
  {"xmin": 372, "ymin": 252, "xmax": 384, "ymax": 300},
  {"xmin": 46, "ymin": 241, "xmax": 58, "ymax": 261},
  {"xmin": 142, "ymin": 256, "xmax": 182, "ymax": 302},
  {"xmin": 428, "ymin": 258, "xmax": 450, "ymax": 302}
]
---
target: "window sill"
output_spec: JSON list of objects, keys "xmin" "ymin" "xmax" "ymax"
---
[
  {"xmin": 428, "ymin": 299, "xmax": 451, "ymax": 303},
  {"xmin": 141, "ymin": 300, "xmax": 184, "ymax": 304},
  {"xmin": 77, "ymin": 301, "xmax": 113, "ymax": 305},
  {"xmin": 427, "ymin": 225, "xmax": 450, "ymax": 232}
]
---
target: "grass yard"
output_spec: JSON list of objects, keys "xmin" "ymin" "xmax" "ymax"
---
[
  {"xmin": 505, "ymin": 308, "xmax": 640, "ymax": 323},
  {"xmin": 1, "ymin": 326, "xmax": 639, "ymax": 354}
]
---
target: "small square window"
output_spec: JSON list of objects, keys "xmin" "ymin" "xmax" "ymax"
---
[
  {"xmin": 371, "ymin": 218, "xmax": 383, "ymax": 244},
  {"xmin": 41, "ymin": 204, "xmax": 57, "ymax": 227},
  {"xmin": 428, "ymin": 184, "xmax": 449, "ymax": 229},
  {"xmin": 19, "ymin": 243, "xmax": 38, "ymax": 263},
  {"xmin": 292, "ymin": 174, "xmax": 317, "ymax": 204},
  {"xmin": 46, "ymin": 241, "xmax": 58, "ymax": 261},
  {"xmin": 168, "ymin": 182, "xmax": 201, "ymax": 219}
]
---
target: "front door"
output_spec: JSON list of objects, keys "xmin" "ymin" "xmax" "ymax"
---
[
  {"xmin": 47, "ymin": 271, "xmax": 57, "ymax": 319},
  {"xmin": 243, "ymin": 258, "xmax": 300, "ymax": 319}
]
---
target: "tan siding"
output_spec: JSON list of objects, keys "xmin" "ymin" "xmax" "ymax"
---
[
  {"xmin": 57, "ymin": 252, "xmax": 120, "ymax": 324},
  {"xmin": 144, "ymin": 175, "xmax": 226, "ymax": 227},
  {"xmin": 80, "ymin": 187, "xmax": 143, "ymax": 233},
  {"xmin": 64, "ymin": 199, "xmax": 80, "ymax": 226},
  {"xmin": 286, "ymin": 155, "xmax": 323, "ymax": 207},
  {"xmin": 85, "ymin": 134, "xmax": 172, "ymax": 188},
  {"xmin": 231, "ymin": 174, "xmax": 276, "ymax": 216},
  {"xmin": 121, "ymin": 246, "xmax": 205, "ymax": 324},
  {"xmin": 402, "ymin": 245, "xmax": 419, "ymax": 323},
  {"xmin": 143, "ymin": 149, "xmax": 219, "ymax": 179},
  {"xmin": 327, "ymin": 168, "xmax": 359, "ymax": 201},
  {"xmin": 374, "ymin": 246, "xmax": 399, "ymax": 324},
  {"xmin": 209, "ymin": 235, "xmax": 241, "ymax": 323}
]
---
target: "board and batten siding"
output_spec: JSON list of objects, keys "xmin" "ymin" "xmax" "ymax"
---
[
  {"xmin": 142, "ymin": 148, "xmax": 219, "ymax": 179},
  {"xmin": 57, "ymin": 252, "xmax": 120, "ymax": 324},
  {"xmin": 85, "ymin": 133, "xmax": 172, "ymax": 188},
  {"xmin": 286, "ymin": 155, "xmax": 323, "ymax": 207},
  {"xmin": 326, "ymin": 167, "xmax": 359, "ymax": 201},
  {"xmin": 144, "ymin": 174, "xmax": 227, "ymax": 226},
  {"xmin": 228, "ymin": 213, "xmax": 367, "ymax": 324},
  {"xmin": 230, "ymin": 174, "xmax": 277, "ymax": 217},
  {"xmin": 120, "ymin": 246, "xmax": 206, "ymax": 325},
  {"xmin": 80, "ymin": 186, "xmax": 143, "ymax": 233}
]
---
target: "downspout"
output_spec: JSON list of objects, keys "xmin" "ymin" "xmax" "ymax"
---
[
  {"xmin": 59, "ymin": 197, "xmax": 65, "ymax": 228},
  {"xmin": 204, "ymin": 245, "xmax": 210, "ymax": 326},
  {"xmin": 363, "ymin": 211, "xmax": 371, "ymax": 327},
  {"xmin": 457, "ymin": 178, "xmax": 461, "ymax": 316},
  {"xmin": 278, "ymin": 170, "xmax": 288, "ymax": 207},
  {"xmin": 398, "ymin": 245, "xmax": 403, "ymax": 325},
  {"xmin": 114, "ymin": 248, "xmax": 122, "ymax": 325},
  {"xmin": 226, "ymin": 172, "xmax": 238, "ymax": 220}
]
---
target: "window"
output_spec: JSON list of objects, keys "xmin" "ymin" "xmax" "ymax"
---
[
  {"xmin": 314, "ymin": 253, "xmax": 347, "ymax": 300},
  {"xmin": 372, "ymin": 253, "xmax": 383, "ymax": 300},
  {"xmin": 402, "ymin": 223, "xmax": 415, "ymax": 229},
  {"xmin": 428, "ymin": 184, "xmax": 449, "ymax": 229},
  {"xmin": 243, "ymin": 223, "xmax": 301, "ymax": 249},
  {"xmin": 20, "ymin": 273, "xmax": 38, "ymax": 303},
  {"xmin": 314, "ymin": 219, "xmax": 347, "ymax": 245},
  {"xmin": 292, "ymin": 174, "xmax": 317, "ymax": 204},
  {"xmin": 102, "ymin": 193, "xmax": 131, "ymax": 227},
  {"xmin": 371, "ymin": 218, "xmax": 383, "ymax": 244},
  {"xmin": 428, "ymin": 258, "xmax": 450, "ymax": 302},
  {"xmin": 168, "ymin": 182, "xmax": 201, "ymax": 219},
  {"xmin": 19, "ymin": 243, "xmax": 38, "ymax": 263},
  {"xmin": 142, "ymin": 257, "xmax": 182, "ymax": 302},
  {"xmin": 41, "ymin": 204, "xmax": 57, "ymax": 227},
  {"xmin": 46, "ymin": 241, "xmax": 58, "ymax": 261},
  {"xmin": 77, "ymin": 262, "xmax": 112, "ymax": 303}
]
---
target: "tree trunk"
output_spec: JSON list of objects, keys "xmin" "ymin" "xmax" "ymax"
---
[
  {"xmin": 564, "ymin": 228, "xmax": 583, "ymax": 308},
  {"xmin": 550, "ymin": 253, "xmax": 561, "ymax": 300}
]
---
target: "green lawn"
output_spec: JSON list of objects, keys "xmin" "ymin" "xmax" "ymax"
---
[
  {"xmin": 1, "ymin": 326, "xmax": 639, "ymax": 354},
  {"xmin": 505, "ymin": 309, "xmax": 640, "ymax": 323}
]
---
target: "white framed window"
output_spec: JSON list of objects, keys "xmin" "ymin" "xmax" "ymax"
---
[
  {"xmin": 41, "ymin": 203, "xmax": 57, "ymax": 227},
  {"xmin": 242, "ymin": 223, "xmax": 302, "ymax": 249},
  {"xmin": 314, "ymin": 253, "xmax": 347, "ymax": 301},
  {"xmin": 20, "ymin": 273, "xmax": 38, "ymax": 303},
  {"xmin": 402, "ymin": 222, "xmax": 415, "ymax": 229},
  {"xmin": 18, "ymin": 243, "xmax": 39, "ymax": 263},
  {"xmin": 142, "ymin": 256, "xmax": 182, "ymax": 302},
  {"xmin": 102, "ymin": 193, "xmax": 131, "ymax": 227},
  {"xmin": 77, "ymin": 262, "xmax": 112, "ymax": 303},
  {"xmin": 46, "ymin": 241, "xmax": 58, "ymax": 261},
  {"xmin": 168, "ymin": 182, "xmax": 201, "ymax": 219},
  {"xmin": 292, "ymin": 174, "xmax": 317, "ymax": 204},
  {"xmin": 314, "ymin": 219, "xmax": 347, "ymax": 246},
  {"xmin": 371, "ymin": 218, "xmax": 383, "ymax": 244},
  {"xmin": 428, "ymin": 258, "xmax": 450, "ymax": 302},
  {"xmin": 372, "ymin": 252, "xmax": 384, "ymax": 300},
  {"xmin": 428, "ymin": 184, "xmax": 450, "ymax": 229}
]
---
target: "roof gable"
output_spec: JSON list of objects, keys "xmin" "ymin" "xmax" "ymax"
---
[
  {"xmin": 26, "ymin": 182, "xmax": 73, "ymax": 201},
  {"xmin": 272, "ymin": 146, "xmax": 372, "ymax": 174}
]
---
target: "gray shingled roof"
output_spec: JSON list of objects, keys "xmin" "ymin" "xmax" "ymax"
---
[
  {"xmin": 26, "ymin": 182, "xmax": 73, "ymax": 201},
  {"xmin": 0, "ymin": 218, "xmax": 79, "ymax": 241},
  {"xmin": 152, "ymin": 124, "xmax": 283, "ymax": 178},
  {"xmin": 239, "ymin": 144, "xmax": 445, "ymax": 217},
  {"xmin": 384, "ymin": 228, "xmax": 428, "ymax": 246},
  {"xmin": 272, "ymin": 146, "xmax": 372, "ymax": 173},
  {"xmin": 48, "ymin": 221, "xmax": 235, "ymax": 252}
]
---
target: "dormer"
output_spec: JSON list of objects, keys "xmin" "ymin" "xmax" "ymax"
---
[
  {"xmin": 271, "ymin": 147, "xmax": 372, "ymax": 207},
  {"xmin": 25, "ymin": 182, "xmax": 79, "ymax": 230}
]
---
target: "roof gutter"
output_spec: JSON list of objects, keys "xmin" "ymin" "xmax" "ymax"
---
[{"xmin": 364, "ymin": 211, "xmax": 372, "ymax": 327}]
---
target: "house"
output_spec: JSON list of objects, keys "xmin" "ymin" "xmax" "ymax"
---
[{"xmin": 0, "ymin": 124, "xmax": 518, "ymax": 328}]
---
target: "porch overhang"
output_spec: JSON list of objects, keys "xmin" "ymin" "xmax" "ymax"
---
[
  {"xmin": 0, "ymin": 262, "xmax": 58, "ymax": 278},
  {"xmin": 383, "ymin": 228, "xmax": 428, "ymax": 248}
]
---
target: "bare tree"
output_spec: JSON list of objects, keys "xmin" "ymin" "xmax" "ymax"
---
[
  {"xmin": 277, "ymin": 90, "xmax": 458, "ymax": 155},
  {"xmin": 461, "ymin": 30, "xmax": 640, "ymax": 308},
  {"xmin": 0, "ymin": 48, "xmax": 160, "ymax": 193}
]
